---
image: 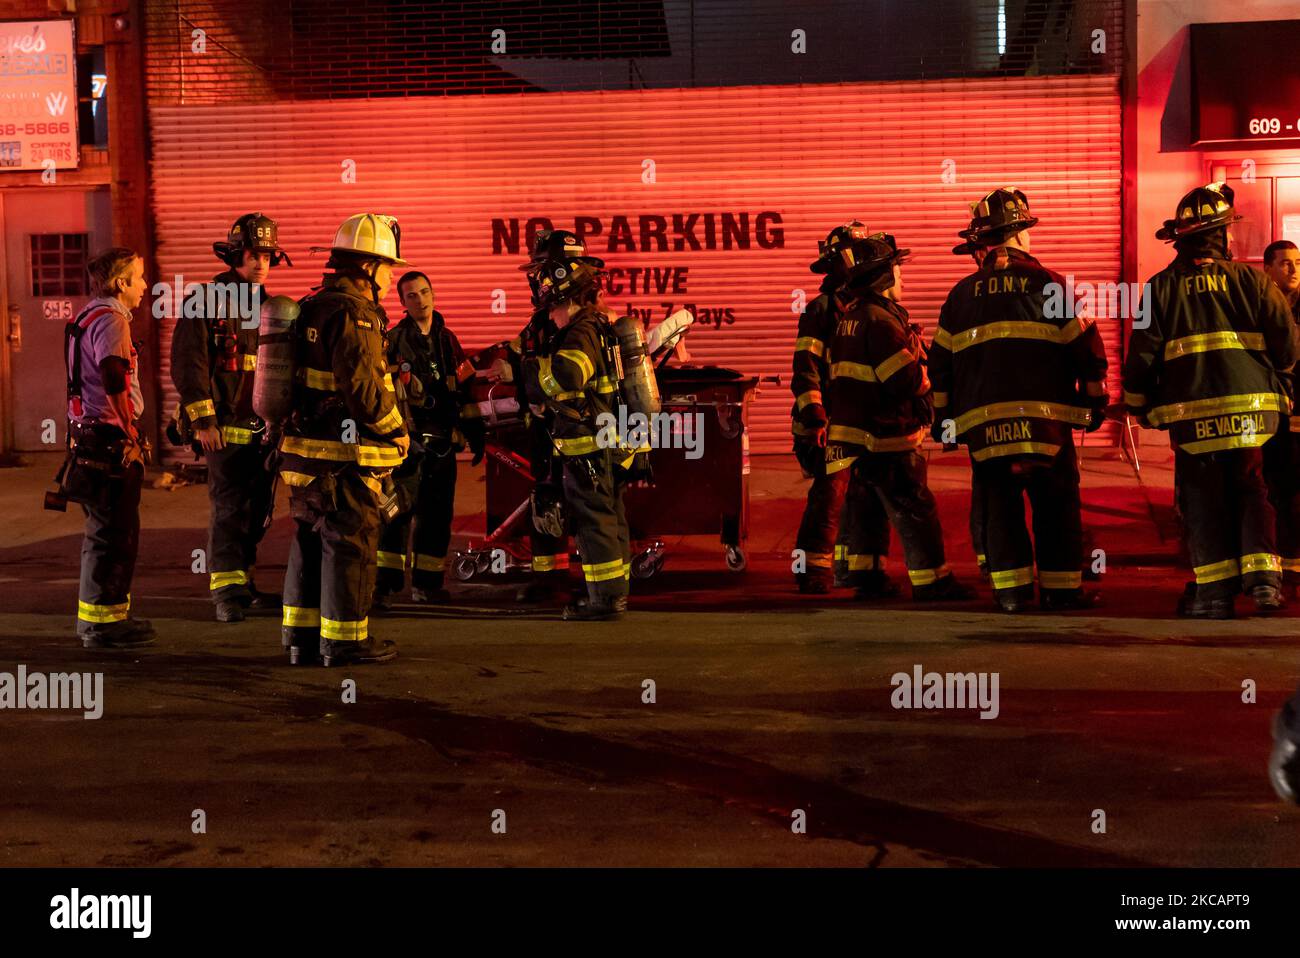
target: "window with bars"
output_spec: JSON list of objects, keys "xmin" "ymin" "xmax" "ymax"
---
[{"xmin": 30, "ymin": 234, "xmax": 89, "ymax": 297}]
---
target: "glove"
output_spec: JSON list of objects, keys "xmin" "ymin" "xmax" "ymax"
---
[{"xmin": 1085, "ymin": 406, "xmax": 1105, "ymax": 433}]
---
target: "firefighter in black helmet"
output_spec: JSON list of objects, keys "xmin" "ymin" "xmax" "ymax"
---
[
  {"xmin": 1124, "ymin": 183, "xmax": 1299, "ymax": 618},
  {"xmin": 792, "ymin": 223, "xmax": 893, "ymax": 596},
  {"xmin": 507, "ymin": 230, "xmax": 597, "ymax": 604},
  {"xmin": 930, "ymin": 188, "xmax": 1108, "ymax": 613},
  {"xmin": 277, "ymin": 214, "xmax": 410, "ymax": 665},
  {"xmin": 171, "ymin": 213, "xmax": 290, "ymax": 622},
  {"xmin": 826, "ymin": 231, "xmax": 972, "ymax": 602},
  {"xmin": 522, "ymin": 230, "xmax": 632, "ymax": 621}
]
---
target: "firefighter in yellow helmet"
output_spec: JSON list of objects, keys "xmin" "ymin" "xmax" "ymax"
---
[
  {"xmin": 277, "ymin": 214, "xmax": 411, "ymax": 665},
  {"xmin": 1124, "ymin": 183, "xmax": 1299, "ymax": 618}
]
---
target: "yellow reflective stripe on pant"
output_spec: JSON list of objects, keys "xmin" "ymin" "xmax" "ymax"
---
[
  {"xmin": 1039, "ymin": 570, "xmax": 1082, "ymax": 590},
  {"xmin": 1240, "ymin": 552, "xmax": 1281, "ymax": 575},
  {"xmin": 846, "ymin": 554, "xmax": 885, "ymax": 571},
  {"xmin": 990, "ymin": 566, "xmax": 1034, "ymax": 590},
  {"xmin": 210, "ymin": 569, "xmax": 249, "ymax": 591},
  {"xmin": 321, "ymin": 616, "xmax": 368, "ymax": 641},
  {"xmin": 582, "ymin": 558, "xmax": 625, "ymax": 583},
  {"xmin": 415, "ymin": 554, "xmax": 445, "ymax": 572},
  {"xmin": 376, "ymin": 550, "xmax": 406, "ymax": 571},
  {"xmin": 283, "ymin": 605, "xmax": 321, "ymax": 628},
  {"xmin": 78, "ymin": 598, "xmax": 130, "ymax": 624},
  {"xmin": 532, "ymin": 554, "xmax": 570, "ymax": 572},
  {"xmin": 908, "ymin": 564, "xmax": 949, "ymax": 586},
  {"xmin": 1193, "ymin": 558, "xmax": 1239, "ymax": 584}
]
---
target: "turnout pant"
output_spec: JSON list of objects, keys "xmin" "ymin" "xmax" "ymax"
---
[
  {"xmin": 527, "ymin": 421, "xmax": 571, "ymax": 587},
  {"xmin": 845, "ymin": 450, "xmax": 946, "ymax": 589},
  {"xmin": 206, "ymin": 439, "xmax": 274, "ymax": 602},
  {"xmin": 1263, "ymin": 427, "xmax": 1300, "ymax": 586},
  {"xmin": 972, "ymin": 443, "xmax": 1084, "ymax": 600},
  {"xmin": 793, "ymin": 440, "xmax": 889, "ymax": 583},
  {"xmin": 77, "ymin": 462, "xmax": 143, "ymax": 637},
  {"xmin": 282, "ymin": 468, "xmax": 382, "ymax": 650},
  {"xmin": 377, "ymin": 447, "xmax": 457, "ymax": 594},
  {"xmin": 1176, "ymin": 446, "xmax": 1280, "ymax": 599},
  {"xmin": 561, "ymin": 450, "xmax": 631, "ymax": 605}
]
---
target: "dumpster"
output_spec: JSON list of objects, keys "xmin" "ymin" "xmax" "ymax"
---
[{"xmin": 452, "ymin": 317, "xmax": 764, "ymax": 581}]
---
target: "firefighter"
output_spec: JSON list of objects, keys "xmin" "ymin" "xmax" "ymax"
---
[
  {"xmin": 59, "ymin": 248, "xmax": 155, "ymax": 648},
  {"xmin": 374, "ymin": 271, "xmax": 485, "ymax": 607},
  {"xmin": 794, "ymin": 222, "xmax": 893, "ymax": 597},
  {"xmin": 524, "ymin": 231, "xmax": 632, "ymax": 621},
  {"xmin": 931, "ymin": 188, "xmax": 1108, "ymax": 614},
  {"xmin": 1261, "ymin": 240, "xmax": 1300, "ymax": 596},
  {"xmin": 1124, "ymin": 183, "xmax": 1298, "ymax": 618},
  {"xmin": 277, "ymin": 214, "xmax": 410, "ymax": 665},
  {"xmin": 171, "ymin": 213, "xmax": 289, "ymax": 622},
  {"xmin": 825, "ymin": 231, "xmax": 972, "ymax": 602},
  {"xmin": 505, "ymin": 230, "xmax": 590, "ymax": 604}
]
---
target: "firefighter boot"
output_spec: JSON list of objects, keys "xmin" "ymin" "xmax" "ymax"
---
[
  {"xmin": 282, "ymin": 628, "xmax": 320, "ymax": 667},
  {"xmin": 1177, "ymin": 581, "xmax": 1235, "ymax": 620},
  {"xmin": 913, "ymin": 575, "xmax": 975, "ymax": 602},
  {"xmin": 82, "ymin": 617, "xmax": 157, "ymax": 650},
  {"xmin": 797, "ymin": 568, "xmax": 833, "ymax": 595},
  {"xmin": 853, "ymin": 570, "xmax": 900, "ymax": 601},
  {"xmin": 320, "ymin": 635, "xmax": 398, "ymax": 667},
  {"xmin": 215, "ymin": 599, "xmax": 245, "ymax": 623},
  {"xmin": 994, "ymin": 585, "xmax": 1034, "ymax": 614},
  {"xmin": 1250, "ymin": 583, "xmax": 1285, "ymax": 614},
  {"xmin": 1270, "ymin": 710, "xmax": 1300, "ymax": 804},
  {"xmin": 562, "ymin": 596, "xmax": 628, "ymax": 622},
  {"xmin": 1040, "ymin": 588, "xmax": 1102, "ymax": 612}
]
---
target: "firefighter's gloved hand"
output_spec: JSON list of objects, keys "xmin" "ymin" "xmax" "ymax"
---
[{"xmin": 394, "ymin": 434, "xmax": 411, "ymax": 459}]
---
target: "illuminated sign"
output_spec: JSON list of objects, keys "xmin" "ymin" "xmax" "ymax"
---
[
  {"xmin": 1192, "ymin": 20, "xmax": 1300, "ymax": 145},
  {"xmin": 0, "ymin": 20, "xmax": 78, "ymax": 171}
]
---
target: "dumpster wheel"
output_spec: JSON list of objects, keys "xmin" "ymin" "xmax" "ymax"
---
[
  {"xmin": 452, "ymin": 552, "xmax": 481, "ymax": 582},
  {"xmin": 724, "ymin": 545, "xmax": 746, "ymax": 572},
  {"xmin": 631, "ymin": 541, "xmax": 666, "ymax": 580}
]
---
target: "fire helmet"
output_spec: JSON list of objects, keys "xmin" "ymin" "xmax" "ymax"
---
[
  {"xmin": 1156, "ymin": 182, "xmax": 1243, "ymax": 242},
  {"xmin": 810, "ymin": 221, "xmax": 870, "ymax": 274},
  {"xmin": 213, "ymin": 212, "xmax": 291, "ymax": 268},
  {"xmin": 824, "ymin": 230, "xmax": 911, "ymax": 289},
  {"xmin": 518, "ymin": 229, "xmax": 605, "ymax": 272},
  {"xmin": 957, "ymin": 188, "xmax": 1039, "ymax": 245},
  {"xmin": 522, "ymin": 230, "xmax": 606, "ymax": 310},
  {"xmin": 311, "ymin": 213, "xmax": 410, "ymax": 266}
]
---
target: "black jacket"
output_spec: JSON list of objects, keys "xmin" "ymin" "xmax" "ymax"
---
[
  {"xmin": 826, "ymin": 287, "xmax": 931, "ymax": 472},
  {"xmin": 930, "ymin": 247, "xmax": 1107, "ymax": 462},
  {"xmin": 1123, "ymin": 244, "xmax": 1298, "ymax": 454},
  {"xmin": 170, "ymin": 269, "xmax": 263, "ymax": 436},
  {"xmin": 386, "ymin": 311, "xmax": 482, "ymax": 451}
]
